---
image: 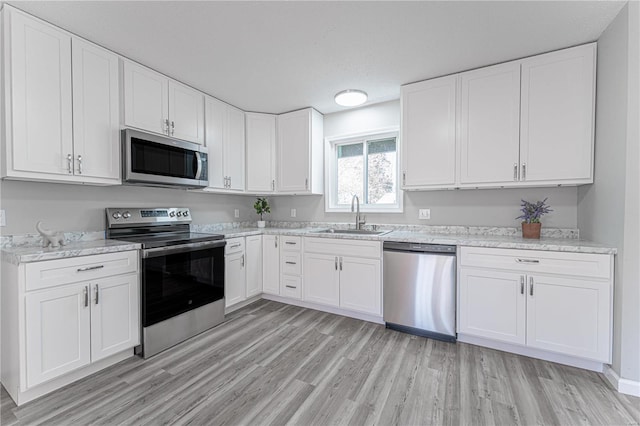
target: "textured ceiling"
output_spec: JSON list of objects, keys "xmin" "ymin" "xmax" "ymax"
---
[{"xmin": 6, "ymin": 1, "xmax": 626, "ymax": 114}]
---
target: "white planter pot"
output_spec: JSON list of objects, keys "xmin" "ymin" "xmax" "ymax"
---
[{"xmin": 257, "ymin": 221, "xmax": 266, "ymax": 228}]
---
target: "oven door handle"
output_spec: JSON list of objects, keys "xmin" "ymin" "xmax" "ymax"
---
[{"xmin": 142, "ymin": 240, "xmax": 226, "ymax": 258}]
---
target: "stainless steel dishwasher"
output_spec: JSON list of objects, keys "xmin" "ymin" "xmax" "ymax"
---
[{"xmin": 383, "ymin": 242, "xmax": 456, "ymax": 342}]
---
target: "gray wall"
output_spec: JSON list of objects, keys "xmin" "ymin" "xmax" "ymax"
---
[
  {"xmin": 577, "ymin": 2, "xmax": 639, "ymax": 383},
  {"xmin": 271, "ymin": 100, "xmax": 579, "ymax": 228}
]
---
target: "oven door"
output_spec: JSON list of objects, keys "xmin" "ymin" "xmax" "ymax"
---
[{"xmin": 141, "ymin": 240, "xmax": 225, "ymax": 327}]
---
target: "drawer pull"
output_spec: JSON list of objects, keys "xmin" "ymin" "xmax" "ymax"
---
[
  {"xmin": 285, "ymin": 285, "xmax": 297, "ymax": 289},
  {"xmin": 230, "ymin": 244, "xmax": 241, "ymax": 249},
  {"xmin": 516, "ymin": 258, "xmax": 539, "ymax": 264},
  {"xmin": 285, "ymin": 242, "xmax": 297, "ymax": 245},
  {"xmin": 77, "ymin": 265, "xmax": 104, "ymax": 272},
  {"xmin": 285, "ymin": 261, "xmax": 297, "ymax": 265}
]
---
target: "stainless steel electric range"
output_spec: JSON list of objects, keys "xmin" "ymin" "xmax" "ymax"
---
[{"xmin": 106, "ymin": 207, "xmax": 226, "ymax": 358}]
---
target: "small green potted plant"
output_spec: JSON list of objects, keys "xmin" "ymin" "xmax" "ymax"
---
[
  {"xmin": 253, "ymin": 197, "xmax": 271, "ymax": 228},
  {"xmin": 516, "ymin": 198, "xmax": 552, "ymax": 239}
]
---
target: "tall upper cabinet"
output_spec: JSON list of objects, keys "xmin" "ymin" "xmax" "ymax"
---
[
  {"xmin": 401, "ymin": 43, "xmax": 596, "ymax": 190},
  {"xmin": 2, "ymin": 7, "xmax": 120, "ymax": 184},
  {"xmin": 123, "ymin": 61, "xmax": 204, "ymax": 145},
  {"xmin": 277, "ymin": 108, "xmax": 323, "ymax": 194},
  {"xmin": 246, "ymin": 113, "xmax": 277, "ymax": 193}
]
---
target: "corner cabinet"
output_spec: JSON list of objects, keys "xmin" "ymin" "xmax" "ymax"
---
[
  {"xmin": 401, "ymin": 42, "xmax": 596, "ymax": 190},
  {"xmin": 205, "ymin": 96, "xmax": 245, "ymax": 192},
  {"xmin": 1, "ymin": 251, "xmax": 140, "ymax": 406},
  {"xmin": 2, "ymin": 7, "xmax": 120, "ymax": 184},
  {"xmin": 246, "ymin": 113, "xmax": 277, "ymax": 193},
  {"xmin": 277, "ymin": 108, "xmax": 324, "ymax": 194},
  {"xmin": 458, "ymin": 247, "xmax": 613, "ymax": 364}
]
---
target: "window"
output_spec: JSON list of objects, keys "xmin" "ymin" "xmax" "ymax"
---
[{"xmin": 326, "ymin": 129, "xmax": 402, "ymax": 212}]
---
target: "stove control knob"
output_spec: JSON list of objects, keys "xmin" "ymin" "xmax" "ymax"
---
[
  {"xmin": 182, "ymin": 210, "xmax": 189, "ymax": 217},
  {"xmin": 169, "ymin": 211, "xmax": 176, "ymax": 217},
  {"xmin": 176, "ymin": 211, "xmax": 182, "ymax": 217},
  {"xmin": 122, "ymin": 211, "xmax": 131, "ymax": 219},
  {"xmin": 112, "ymin": 212, "xmax": 122, "ymax": 219}
]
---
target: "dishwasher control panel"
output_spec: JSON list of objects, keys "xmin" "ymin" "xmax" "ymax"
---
[{"xmin": 383, "ymin": 241, "xmax": 456, "ymax": 254}]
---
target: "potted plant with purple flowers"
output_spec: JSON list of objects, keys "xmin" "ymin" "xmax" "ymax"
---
[{"xmin": 516, "ymin": 198, "xmax": 552, "ymax": 239}]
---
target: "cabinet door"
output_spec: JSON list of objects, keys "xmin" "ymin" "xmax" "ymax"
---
[
  {"xmin": 520, "ymin": 44, "xmax": 595, "ymax": 183},
  {"xmin": 8, "ymin": 10, "xmax": 73, "ymax": 176},
  {"xmin": 246, "ymin": 113, "xmax": 276, "ymax": 192},
  {"xmin": 123, "ymin": 61, "xmax": 169, "ymax": 136},
  {"xmin": 90, "ymin": 274, "xmax": 140, "ymax": 362},
  {"xmin": 401, "ymin": 75, "xmax": 457, "ymax": 188},
  {"xmin": 245, "ymin": 235, "xmax": 263, "ymax": 298},
  {"xmin": 339, "ymin": 256, "xmax": 381, "ymax": 315},
  {"xmin": 262, "ymin": 235, "xmax": 280, "ymax": 295},
  {"xmin": 225, "ymin": 251, "xmax": 246, "ymax": 308},
  {"xmin": 458, "ymin": 268, "xmax": 526, "ymax": 345},
  {"xmin": 168, "ymin": 80, "xmax": 204, "ymax": 144},
  {"xmin": 459, "ymin": 62, "xmax": 521, "ymax": 184},
  {"xmin": 71, "ymin": 38, "xmax": 120, "ymax": 181},
  {"xmin": 526, "ymin": 274, "xmax": 611, "ymax": 362},
  {"xmin": 277, "ymin": 109, "xmax": 311, "ymax": 192},
  {"xmin": 205, "ymin": 96, "xmax": 226, "ymax": 189},
  {"xmin": 225, "ymin": 106, "xmax": 246, "ymax": 191},
  {"xmin": 303, "ymin": 253, "xmax": 339, "ymax": 307},
  {"xmin": 25, "ymin": 284, "xmax": 91, "ymax": 388}
]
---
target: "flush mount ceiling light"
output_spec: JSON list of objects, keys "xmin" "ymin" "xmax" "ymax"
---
[{"xmin": 334, "ymin": 89, "xmax": 368, "ymax": 107}]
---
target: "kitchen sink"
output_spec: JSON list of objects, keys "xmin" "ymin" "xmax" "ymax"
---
[{"xmin": 317, "ymin": 229, "xmax": 390, "ymax": 236}]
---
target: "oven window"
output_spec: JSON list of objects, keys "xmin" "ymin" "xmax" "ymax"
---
[
  {"xmin": 131, "ymin": 138, "xmax": 198, "ymax": 179},
  {"xmin": 142, "ymin": 246, "xmax": 224, "ymax": 327}
]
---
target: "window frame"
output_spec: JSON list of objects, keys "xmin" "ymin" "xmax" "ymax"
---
[{"xmin": 325, "ymin": 127, "xmax": 403, "ymax": 213}]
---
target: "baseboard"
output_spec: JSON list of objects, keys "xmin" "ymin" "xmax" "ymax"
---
[{"xmin": 604, "ymin": 365, "xmax": 640, "ymax": 397}]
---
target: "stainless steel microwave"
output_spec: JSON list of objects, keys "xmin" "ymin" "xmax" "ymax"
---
[{"xmin": 122, "ymin": 129, "xmax": 209, "ymax": 188}]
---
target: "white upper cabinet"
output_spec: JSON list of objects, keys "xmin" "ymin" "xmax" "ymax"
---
[
  {"xmin": 401, "ymin": 75, "xmax": 457, "ymax": 188},
  {"xmin": 246, "ymin": 113, "xmax": 277, "ymax": 192},
  {"xmin": 123, "ymin": 61, "xmax": 204, "ymax": 144},
  {"xmin": 205, "ymin": 96, "xmax": 245, "ymax": 192},
  {"xmin": 2, "ymin": 7, "xmax": 120, "ymax": 185},
  {"xmin": 459, "ymin": 62, "xmax": 521, "ymax": 185},
  {"xmin": 277, "ymin": 108, "xmax": 323, "ymax": 194},
  {"xmin": 520, "ymin": 44, "xmax": 596, "ymax": 184},
  {"xmin": 72, "ymin": 38, "xmax": 120, "ymax": 181},
  {"xmin": 5, "ymin": 8, "xmax": 73, "ymax": 177}
]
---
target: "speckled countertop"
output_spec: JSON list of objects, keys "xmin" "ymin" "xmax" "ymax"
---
[{"xmin": 2, "ymin": 239, "xmax": 141, "ymax": 264}]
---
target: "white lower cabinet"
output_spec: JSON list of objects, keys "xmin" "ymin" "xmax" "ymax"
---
[
  {"xmin": 262, "ymin": 235, "xmax": 280, "ymax": 295},
  {"xmin": 303, "ymin": 253, "xmax": 340, "ymax": 307},
  {"xmin": 245, "ymin": 235, "xmax": 263, "ymax": 298},
  {"xmin": 2, "ymin": 250, "xmax": 139, "ymax": 406},
  {"xmin": 225, "ymin": 236, "xmax": 263, "ymax": 309},
  {"xmin": 338, "ymin": 257, "xmax": 381, "ymax": 316},
  {"xmin": 458, "ymin": 247, "xmax": 613, "ymax": 363}
]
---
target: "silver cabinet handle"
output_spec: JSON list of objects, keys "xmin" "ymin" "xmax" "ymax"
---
[
  {"xmin": 228, "ymin": 176, "xmax": 231, "ymax": 188},
  {"xmin": 285, "ymin": 261, "xmax": 296, "ymax": 265},
  {"xmin": 83, "ymin": 286, "xmax": 89, "ymax": 307},
  {"xmin": 339, "ymin": 257, "xmax": 343, "ymax": 271},
  {"xmin": 305, "ymin": 178, "xmax": 308, "ymax": 190},
  {"xmin": 241, "ymin": 254, "xmax": 245, "ymax": 267},
  {"xmin": 335, "ymin": 256, "xmax": 338, "ymax": 270},
  {"xmin": 230, "ymin": 244, "xmax": 241, "ymax": 249},
  {"xmin": 275, "ymin": 236, "xmax": 278, "ymax": 248},
  {"xmin": 272, "ymin": 180, "xmax": 275, "ymax": 190},
  {"xmin": 164, "ymin": 118, "xmax": 170, "ymax": 134},
  {"xmin": 67, "ymin": 154, "xmax": 73, "ymax": 174},
  {"xmin": 522, "ymin": 163, "xmax": 527, "ymax": 180},
  {"xmin": 77, "ymin": 155, "xmax": 82, "ymax": 174},
  {"xmin": 285, "ymin": 241, "xmax": 296, "ymax": 245},
  {"xmin": 516, "ymin": 258, "xmax": 540, "ymax": 264},
  {"xmin": 402, "ymin": 171, "xmax": 406, "ymax": 185},
  {"xmin": 520, "ymin": 276, "xmax": 525, "ymax": 294},
  {"xmin": 77, "ymin": 265, "xmax": 104, "ymax": 272},
  {"xmin": 513, "ymin": 163, "xmax": 518, "ymax": 181},
  {"xmin": 171, "ymin": 120, "xmax": 175, "ymax": 135},
  {"xmin": 285, "ymin": 285, "xmax": 297, "ymax": 289},
  {"xmin": 529, "ymin": 276, "xmax": 534, "ymax": 296},
  {"xmin": 95, "ymin": 284, "xmax": 99, "ymax": 305}
]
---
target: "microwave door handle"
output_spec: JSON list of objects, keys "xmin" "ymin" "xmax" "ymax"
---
[{"xmin": 194, "ymin": 152, "xmax": 203, "ymax": 180}]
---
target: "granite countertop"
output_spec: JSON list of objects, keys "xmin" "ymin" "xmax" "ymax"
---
[{"xmin": 2, "ymin": 239, "xmax": 141, "ymax": 264}]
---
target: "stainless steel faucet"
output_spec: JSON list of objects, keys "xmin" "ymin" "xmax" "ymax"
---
[{"xmin": 351, "ymin": 194, "xmax": 366, "ymax": 230}]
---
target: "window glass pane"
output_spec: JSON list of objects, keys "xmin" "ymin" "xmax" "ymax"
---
[
  {"xmin": 336, "ymin": 143, "xmax": 363, "ymax": 204},
  {"xmin": 367, "ymin": 138, "xmax": 396, "ymax": 204}
]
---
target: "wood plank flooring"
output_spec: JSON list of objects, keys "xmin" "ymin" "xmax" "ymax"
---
[{"xmin": 2, "ymin": 300, "xmax": 638, "ymax": 425}]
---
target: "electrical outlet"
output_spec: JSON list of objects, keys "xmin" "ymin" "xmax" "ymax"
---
[
  {"xmin": 290, "ymin": 208, "xmax": 297, "ymax": 218},
  {"xmin": 418, "ymin": 209, "xmax": 431, "ymax": 220},
  {"xmin": 0, "ymin": 210, "xmax": 5, "ymax": 227},
  {"xmin": 234, "ymin": 209, "xmax": 240, "ymax": 218}
]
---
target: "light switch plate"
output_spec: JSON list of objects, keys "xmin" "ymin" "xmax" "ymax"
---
[
  {"xmin": 418, "ymin": 209, "xmax": 431, "ymax": 220},
  {"xmin": 290, "ymin": 208, "xmax": 297, "ymax": 218},
  {"xmin": 234, "ymin": 209, "xmax": 240, "ymax": 218},
  {"xmin": 0, "ymin": 210, "xmax": 5, "ymax": 227}
]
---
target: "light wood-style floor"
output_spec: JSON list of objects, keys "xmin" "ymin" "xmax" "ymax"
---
[{"xmin": 2, "ymin": 300, "xmax": 638, "ymax": 425}]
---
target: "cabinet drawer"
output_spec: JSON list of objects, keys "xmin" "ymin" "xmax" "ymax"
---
[
  {"xmin": 280, "ymin": 275, "xmax": 302, "ymax": 299},
  {"xmin": 280, "ymin": 236, "xmax": 301, "ymax": 252},
  {"xmin": 25, "ymin": 251, "xmax": 138, "ymax": 291},
  {"xmin": 460, "ymin": 247, "xmax": 612, "ymax": 280},
  {"xmin": 304, "ymin": 237, "xmax": 381, "ymax": 259},
  {"xmin": 225, "ymin": 237, "xmax": 245, "ymax": 255},
  {"xmin": 281, "ymin": 253, "xmax": 301, "ymax": 275}
]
